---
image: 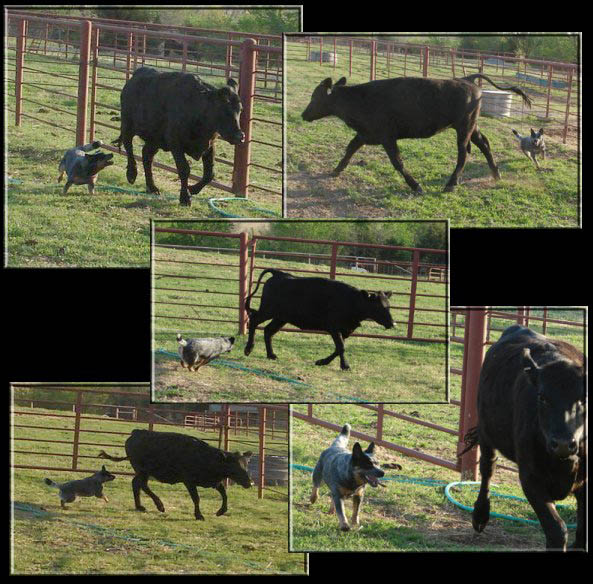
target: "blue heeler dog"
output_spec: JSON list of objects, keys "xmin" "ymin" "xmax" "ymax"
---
[
  {"xmin": 512, "ymin": 128, "xmax": 547, "ymax": 169},
  {"xmin": 310, "ymin": 424, "xmax": 386, "ymax": 531},
  {"xmin": 57, "ymin": 140, "xmax": 114, "ymax": 194},
  {"xmin": 177, "ymin": 333, "xmax": 235, "ymax": 372},
  {"xmin": 44, "ymin": 466, "xmax": 115, "ymax": 509}
]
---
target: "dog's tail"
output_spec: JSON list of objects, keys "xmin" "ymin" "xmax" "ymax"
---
[
  {"xmin": 462, "ymin": 73, "xmax": 532, "ymax": 108},
  {"xmin": 177, "ymin": 333, "xmax": 187, "ymax": 347},
  {"xmin": 457, "ymin": 426, "xmax": 480, "ymax": 457},
  {"xmin": 340, "ymin": 423, "xmax": 351, "ymax": 438},
  {"xmin": 511, "ymin": 128, "xmax": 522, "ymax": 140},
  {"xmin": 98, "ymin": 450, "xmax": 129, "ymax": 462},
  {"xmin": 44, "ymin": 478, "xmax": 61, "ymax": 489}
]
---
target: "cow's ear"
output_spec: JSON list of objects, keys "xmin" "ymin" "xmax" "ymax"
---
[
  {"xmin": 227, "ymin": 78, "xmax": 238, "ymax": 91},
  {"xmin": 321, "ymin": 77, "xmax": 333, "ymax": 93},
  {"xmin": 522, "ymin": 348, "xmax": 540, "ymax": 386},
  {"xmin": 383, "ymin": 291, "xmax": 393, "ymax": 299},
  {"xmin": 242, "ymin": 451, "xmax": 253, "ymax": 459},
  {"xmin": 335, "ymin": 77, "xmax": 347, "ymax": 87},
  {"xmin": 360, "ymin": 289, "xmax": 370, "ymax": 299}
]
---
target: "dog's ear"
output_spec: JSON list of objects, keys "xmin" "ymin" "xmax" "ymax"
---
[
  {"xmin": 539, "ymin": 128, "xmax": 544, "ymax": 135},
  {"xmin": 365, "ymin": 442, "xmax": 376, "ymax": 456},
  {"xmin": 530, "ymin": 128, "xmax": 536, "ymax": 137},
  {"xmin": 352, "ymin": 442, "xmax": 364, "ymax": 458}
]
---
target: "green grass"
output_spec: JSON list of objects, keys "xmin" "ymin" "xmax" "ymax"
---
[
  {"xmin": 11, "ymin": 405, "xmax": 302, "ymax": 575},
  {"xmin": 285, "ymin": 41, "xmax": 580, "ymax": 227},
  {"xmin": 5, "ymin": 43, "xmax": 282, "ymax": 267},
  {"xmin": 152, "ymin": 240, "xmax": 447, "ymax": 403},
  {"xmin": 289, "ymin": 403, "xmax": 579, "ymax": 552}
]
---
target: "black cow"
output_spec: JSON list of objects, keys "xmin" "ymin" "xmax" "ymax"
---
[
  {"xmin": 460, "ymin": 325, "xmax": 585, "ymax": 550},
  {"xmin": 301, "ymin": 74, "xmax": 532, "ymax": 193},
  {"xmin": 99, "ymin": 429, "xmax": 253, "ymax": 520},
  {"xmin": 243, "ymin": 268, "xmax": 394, "ymax": 370},
  {"xmin": 112, "ymin": 67, "xmax": 245, "ymax": 206}
]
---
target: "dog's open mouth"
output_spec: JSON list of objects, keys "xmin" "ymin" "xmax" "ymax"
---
[{"xmin": 365, "ymin": 473, "xmax": 381, "ymax": 487}]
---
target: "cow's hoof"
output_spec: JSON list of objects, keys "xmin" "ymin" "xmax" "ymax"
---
[
  {"xmin": 135, "ymin": 505, "xmax": 147, "ymax": 513},
  {"xmin": 443, "ymin": 184, "xmax": 456, "ymax": 193},
  {"xmin": 244, "ymin": 346, "xmax": 252, "ymax": 356},
  {"xmin": 493, "ymin": 170, "xmax": 502, "ymax": 181},
  {"xmin": 216, "ymin": 508, "xmax": 227, "ymax": 517},
  {"xmin": 340, "ymin": 525, "xmax": 351, "ymax": 532},
  {"xmin": 471, "ymin": 500, "xmax": 490, "ymax": 533},
  {"xmin": 195, "ymin": 514, "xmax": 206, "ymax": 521},
  {"xmin": 340, "ymin": 365, "xmax": 351, "ymax": 371},
  {"xmin": 267, "ymin": 354, "xmax": 278, "ymax": 360},
  {"xmin": 156, "ymin": 503, "xmax": 165, "ymax": 513},
  {"xmin": 126, "ymin": 167, "xmax": 137, "ymax": 184},
  {"xmin": 180, "ymin": 195, "xmax": 192, "ymax": 207},
  {"xmin": 315, "ymin": 359, "xmax": 330, "ymax": 366},
  {"xmin": 414, "ymin": 185, "xmax": 424, "ymax": 195}
]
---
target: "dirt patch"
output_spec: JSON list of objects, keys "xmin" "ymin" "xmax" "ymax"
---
[{"xmin": 286, "ymin": 171, "xmax": 394, "ymax": 218}]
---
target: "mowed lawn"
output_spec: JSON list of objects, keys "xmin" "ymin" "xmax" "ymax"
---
[
  {"xmin": 11, "ymin": 406, "xmax": 301, "ymax": 575},
  {"xmin": 5, "ymin": 45, "xmax": 282, "ymax": 267},
  {"xmin": 153, "ymin": 247, "xmax": 448, "ymax": 403},
  {"xmin": 289, "ymin": 403, "xmax": 579, "ymax": 552},
  {"xmin": 285, "ymin": 40, "xmax": 580, "ymax": 227}
]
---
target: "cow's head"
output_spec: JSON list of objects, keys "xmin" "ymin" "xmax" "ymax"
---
[
  {"xmin": 225, "ymin": 450, "xmax": 253, "ymax": 488},
  {"xmin": 301, "ymin": 77, "xmax": 347, "ymax": 122},
  {"xmin": 522, "ymin": 348, "xmax": 585, "ymax": 460},
  {"xmin": 361, "ymin": 290, "xmax": 394, "ymax": 329},
  {"xmin": 209, "ymin": 78, "xmax": 245, "ymax": 145}
]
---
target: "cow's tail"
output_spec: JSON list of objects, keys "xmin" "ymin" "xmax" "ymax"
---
[
  {"xmin": 461, "ymin": 73, "xmax": 532, "ymax": 108},
  {"xmin": 111, "ymin": 135, "xmax": 123, "ymax": 152},
  {"xmin": 457, "ymin": 426, "xmax": 479, "ymax": 457},
  {"xmin": 98, "ymin": 450, "xmax": 129, "ymax": 462},
  {"xmin": 244, "ymin": 269, "xmax": 283, "ymax": 314}
]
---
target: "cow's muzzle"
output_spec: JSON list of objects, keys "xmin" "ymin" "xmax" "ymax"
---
[
  {"xmin": 548, "ymin": 436, "xmax": 579, "ymax": 459},
  {"xmin": 226, "ymin": 131, "xmax": 245, "ymax": 145}
]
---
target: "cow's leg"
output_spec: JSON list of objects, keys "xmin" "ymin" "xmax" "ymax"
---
[
  {"xmin": 189, "ymin": 145, "xmax": 214, "ymax": 195},
  {"xmin": 471, "ymin": 442, "xmax": 496, "ymax": 533},
  {"xmin": 332, "ymin": 134, "xmax": 364, "ymax": 176},
  {"xmin": 122, "ymin": 134, "xmax": 137, "ymax": 185},
  {"xmin": 315, "ymin": 331, "xmax": 349, "ymax": 370},
  {"xmin": 470, "ymin": 127, "xmax": 501, "ymax": 180},
  {"xmin": 382, "ymin": 141, "xmax": 423, "ymax": 194},
  {"xmin": 214, "ymin": 483, "xmax": 229, "ymax": 516},
  {"xmin": 263, "ymin": 318, "xmax": 286, "ymax": 360},
  {"xmin": 132, "ymin": 474, "xmax": 146, "ymax": 512},
  {"xmin": 171, "ymin": 149, "xmax": 192, "ymax": 206},
  {"xmin": 141, "ymin": 142, "xmax": 161, "ymax": 195},
  {"xmin": 244, "ymin": 309, "xmax": 265, "ymax": 356},
  {"xmin": 444, "ymin": 129, "xmax": 472, "ymax": 192},
  {"xmin": 62, "ymin": 181, "xmax": 73, "ymax": 195},
  {"xmin": 571, "ymin": 484, "xmax": 585, "ymax": 549},
  {"xmin": 521, "ymin": 475, "xmax": 568, "ymax": 551},
  {"xmin": 135, "ymin": 474, "xmax": 165, "ymax": 513},
  {"xmin": 183, "ymin": 481, "xmax": 205, "ymax": 520}
]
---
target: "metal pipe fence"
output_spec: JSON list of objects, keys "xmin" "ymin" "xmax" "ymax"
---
[
  {"xmin": 6, "ymin": 10, "xmax": 283, "ymax": 201},
  {"xmin": 11, "ymin": 384, "xmax": 289, "ymax": 498},
  {"xmin": 153, "ymin": 227, "xmax": 448, "ymax": 343},
  {"xmin": 290, "ymin": 34, "xmax": 579, "ymax": 145}
]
